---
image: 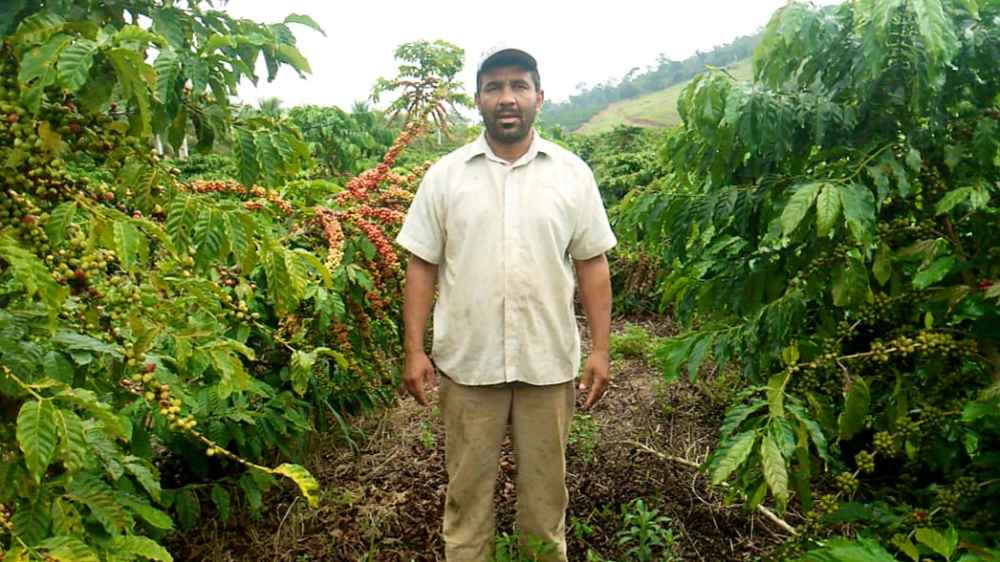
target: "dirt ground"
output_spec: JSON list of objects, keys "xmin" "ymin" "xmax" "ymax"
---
[{"xmin": 170, "ymin": 320, "xmax": 794, "ymax": 561}]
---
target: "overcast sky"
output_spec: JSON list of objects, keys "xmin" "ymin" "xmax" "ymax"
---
[{"xmin": 226, "ymin": 0, "xmax": 839, "ymax": 110}]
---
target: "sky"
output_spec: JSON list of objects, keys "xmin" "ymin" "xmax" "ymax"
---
[{"xmin": 226, "ymin": 0, "xmax": 839, "ymax": 111}]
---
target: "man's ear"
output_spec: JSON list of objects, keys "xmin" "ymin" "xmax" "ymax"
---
[{"xmin": 536, "ymin": 89, "xmax": 545, "ymax": 111}]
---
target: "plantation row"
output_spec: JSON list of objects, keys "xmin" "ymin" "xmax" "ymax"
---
[
  {"xmin": 0, "ymin": 3, "xmax": 452, "ymax": 560},
  {"xmin": 604, "ymin": 1, "xmax": 1000, "ymax": 560}
]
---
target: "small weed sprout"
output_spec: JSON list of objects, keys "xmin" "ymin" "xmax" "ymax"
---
[
  {"xmin": 609, "ymin": 323, "xmax": 656, "ymax": 361},
  {"xmin": 492, "ymin": 531, "xmax": 557, "ymax": 562},
  {"xmin": 616, "ymin": 498, "xmax": 678, "ymax": 562},
  {"xmin": 418, "ymin": 419, "xmax": 436, "ymax": 450},
  {"xmin": 568, "ymin": 413, "xmax": 600, "ymax": 464},
  {"xmin": 569, "ymin": 514, "xmax": 596, "ymax": 541}
]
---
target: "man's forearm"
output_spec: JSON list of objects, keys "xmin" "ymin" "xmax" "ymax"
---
[
  {"xmin": 575, "ymin": 254, "xmax": 612, "ymax": 353},
  {"xmin": 403, "ymin": 255, "xmax": 438, "ymax": 354}
]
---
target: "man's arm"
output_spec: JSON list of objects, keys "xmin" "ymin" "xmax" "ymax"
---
[
  {"xmin": 575, "ymin": 253, "xmax": 612, "ymax": 409},
  {"xmin": 403, "ymin": 254, "xmax": 439, "ymax": 406}
]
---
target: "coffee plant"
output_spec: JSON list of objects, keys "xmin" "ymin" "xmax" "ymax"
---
[
  {"xmin": 617, "ymin": 0, "xmax": 1000, "ymax": 557},
  {"xmin": 0, "ymin": 2, "xmax": 438, "ymax": 560}
]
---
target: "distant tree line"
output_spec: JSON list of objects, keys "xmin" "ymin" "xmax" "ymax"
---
[{"xmin": 540, "ymin": 33, "xmax": 760, "ymax": 131}]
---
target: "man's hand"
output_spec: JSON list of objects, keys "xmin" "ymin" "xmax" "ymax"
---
[
  {"xmin": 579, "ymin": 350, "xmax": 610, "ymax": 409},
  {"xmin": 403, "ymin": 351, "xmax": 437, "ymax": 406}
]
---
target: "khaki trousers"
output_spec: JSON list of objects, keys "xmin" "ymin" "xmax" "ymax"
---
[{"xmin": 439, "ymin": 375, "xmax": 575, "ymax": 562}]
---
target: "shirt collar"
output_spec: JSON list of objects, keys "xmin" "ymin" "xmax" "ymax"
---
[{"xmin": 465, "ymin": 129, "xmax": 551, "ymax": 166}]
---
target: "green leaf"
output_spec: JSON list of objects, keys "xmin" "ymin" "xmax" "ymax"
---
[
  {"xmin": 50, "ymin": 498, "xmax": 82, "ymax": 536},
  {"xmin": 57, "ymin": 38, "xmax": 98, "ymax": 92},
  {"xmin": 710, "ymin": 430, "xmax": 757, "ymax": 485},
  {"xmin": 840, "ymin": 183, "xmax": 876, "ymax": 246},
  {"xmin": 0, "ymin": 235, "xmax": 68, "ymax": 317},
  {"xmin": 788, "ymin": 404, "xmax": 831, "ymax": 464},
  {"xmin": 152, "ymin": 8, "xmax": 186, "ymax": 48},
  {"xmin": 66, "ymin": 474, "xmax": 130, "ymax": 534},
  {"xmin": 766, "ymin": 373, "xmax": 787, "ymax": 419},
  {"xmin": 124, "ymin": 458, "xmax": 162, "ymax": 502},
  {"xmin": 106, "ymin": 48, "xmax": 154, "ymax": 137},
  {"xmin": 290, "ymin": 349, "xmax": 315, "ymax": 397},
  {"xmin": 905, "ymin": 147, "xmax": 922, "ymax": 172},
  {"xmin": 911, "ymin": 0, "xmax": 960, "ymax": 69},
  {"xmin": 0, "ymin": 0, "xmax": 29, "ymax": 36},
  {"xmin": 44, "ymin": 202, "xmax": 77, "ymax": 245},
  {"xmin": 12, "ymin": 498, "xmax": 51, "ymax": 545},
  {"xmin": 815, "ymin": 184, "xmax": 842, "ymax": 238},
  {"xmin": 114, "ymin": 25, "xmax": 165, "ymax": 47},
  {"xmin": 109, "ymin": 535, "xmax": 173, "ymax": 561},
  {"xmin": 211, "ymin": 484, "xmax": 231, "ymax": 523},
  {"xmin": 210, "ymin": 348, "xmax": 250, "ymax": 399},
  {"xmin": 936, "ymin": 187, "xmax": 975, "ymax": 215},
  {"xmin": 274, "ymin": 463, "xmax": 320, "ymax": 507},
  {"xmin": 52, "ymin": 330, "xmax": 123, "ymax": 358},
  {"xmin": 239, "ymin": 472, "xmax": 263, "ymax": 513},
  {"xmin": 832, "ymin": 257, "xmax": 870, "ymax": 308},
  {"xmin": 117, "ymin": 494, "xmax": 172, "ymax": 531},
  {"xmin": 16, "ymin": 400, "xmax": 59, "ymax": 482},
  {"xmin": 174, "ymin": 487, "xmax": 201, "ymax": 529},
  {"xmin": 56, "ymin": 387, "xmax": 129, "ymax": 440},
  {"xmin": 153, "ymin": 48, "xmax": 181, "ymax": 104},
  {"xmin": 873, "ymin": 243, "xmax": 892, "ymax": 286},
  {"xmin": 915, "ymin": 527, "xmax": 957, "ymax": 560},
  {"xmin": 654, "ymin": 335, "xmax": 697, "ymax": 383},
  {"xmin": 19, "ymin": 33, "xmax": 72, "ymax": 86},
  {"xmin": 781, "ymin": 182, "xmax": 821, "ymax": 236},
  {"xmin": 838, "ymin": 376, "xmax": 870, "ymax": 441},
  {"xmin": 684, "ymin": 333, "xmax": 713, "ymax": 382},
  {"xmin": 276, "ymin": 43, "xmax": 311, "ymax": 75},
  {"xmin": 13, "ymin": 12, "xmax": 65, "ymax": 47},
  {"xmin": 55, "ymin": 408, "xmax": 88, "ymax": 472},
  {"xmin": 200, "ymin": 34, "xmax": 237, "ymax": 54},
  {"xmin": 962, "ymin": 400, "xmax": 999, "ymax": 422},
  {"xmin": 913, "ymin": 256, "xmax": 956, "ymax": 289},
  {"xmin": 37, "ymin": 536, "xmax": 99, "ymax": 562},
  {"xmin": 234, "ymin": 128, "xmax": 260, "ymax": 189},
  {"xmin": 720, "ymin": 400, "xmax": 766, "ymax": 437},
  {"xmin": 800, "ymin": 537, "xmax": 899, "ymax": 562},
  {"xmin": 761, "ymin": 431, "xmax": 789, "ymax": 508},
  {"xmin": 284, "ymin": 14, "xmax": 326, "ymax": 36},
  {"xmin": 892, "ymin": 533, "xmax": 920, "ymax": 562},
  {"xmin": 113, "ymin": 220, "xmax": 147, "ymax": 272}
]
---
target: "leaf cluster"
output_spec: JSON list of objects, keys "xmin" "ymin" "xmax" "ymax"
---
[{"xmin": 615, "ymin": 0, "xmax": 1000, "ymax": 554}]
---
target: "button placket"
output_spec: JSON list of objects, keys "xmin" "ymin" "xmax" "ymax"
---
[{"xmin": 502, "ymin": 166, "xmax": 515, "ymax": 382}]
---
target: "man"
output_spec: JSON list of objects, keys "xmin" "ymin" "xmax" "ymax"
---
[{"xmin": 396, "ymin": 46, "xmax": 616, "ymax": 562}]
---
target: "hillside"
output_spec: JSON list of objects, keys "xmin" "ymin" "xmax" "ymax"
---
[{"xmin": 576, "ymin": 58, "xmax": 753, "ymax": 135}]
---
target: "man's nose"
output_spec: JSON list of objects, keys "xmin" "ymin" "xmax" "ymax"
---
[{"xmin": 497, "ymin": 85, "xmax": 517, "ymax": 105}]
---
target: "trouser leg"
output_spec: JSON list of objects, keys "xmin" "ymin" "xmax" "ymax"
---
[
  {"xmin": 510, "ymin": 381, "xmax": 575, "ymax": 562},
  {"xmin": 440, "ymin": 376, "xmax": 512, "ymax": 562}
]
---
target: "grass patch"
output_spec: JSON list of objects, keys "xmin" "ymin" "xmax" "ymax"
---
[{"xmin": 578, "ymin": 59, "xmax": 752, "ymax": 135}]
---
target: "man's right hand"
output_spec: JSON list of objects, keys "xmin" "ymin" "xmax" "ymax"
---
[{"xmin": 403, "ymin": 351, "xmax": 437, "ymax": 406}]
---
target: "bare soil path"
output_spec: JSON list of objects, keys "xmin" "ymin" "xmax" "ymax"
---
[{"xmin": 171, "ymin": 319, "xmax": 790, "ymax": 561}]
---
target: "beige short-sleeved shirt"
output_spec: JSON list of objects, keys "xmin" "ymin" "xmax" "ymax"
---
[{"xmin": 396, "ymin": 131, "xmax": 616, "ymax": 386}]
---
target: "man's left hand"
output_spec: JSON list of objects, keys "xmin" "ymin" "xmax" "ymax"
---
[{"xmin": 579, "ymin": 351, "xmax": 611, "ymax": 409}]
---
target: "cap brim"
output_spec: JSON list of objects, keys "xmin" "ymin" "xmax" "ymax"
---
[{"xmin": 479, "ymin": 48, "xmax": 537, "ymax": 73}]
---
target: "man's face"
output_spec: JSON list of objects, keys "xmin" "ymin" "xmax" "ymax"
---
[{"xmin": 476, "ymin": 65, "xmax": 544, "ymax": 145}]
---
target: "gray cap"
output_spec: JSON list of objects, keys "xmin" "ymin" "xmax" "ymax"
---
[{"xmin": 476, "ymin": 44, "xmax": 538, "ymax": 86}]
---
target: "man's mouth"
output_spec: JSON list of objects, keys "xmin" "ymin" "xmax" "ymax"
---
[{"xmin": 497, "ymin": 114, "xmax": 521, "ymax": 127}]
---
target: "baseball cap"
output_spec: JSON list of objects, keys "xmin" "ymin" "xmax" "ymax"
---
[{"xmin": 476, "ymin": 44, "xmax": 538, "ymax": 87}]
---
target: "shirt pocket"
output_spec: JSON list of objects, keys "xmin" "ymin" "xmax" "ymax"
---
[
  {"xmin": 521, "ymin": 182, "xmax": 575, "ymax": 255},
  {"xmin": 446, "ymin": 177, "xmax": 502, "ymax": 255}
]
